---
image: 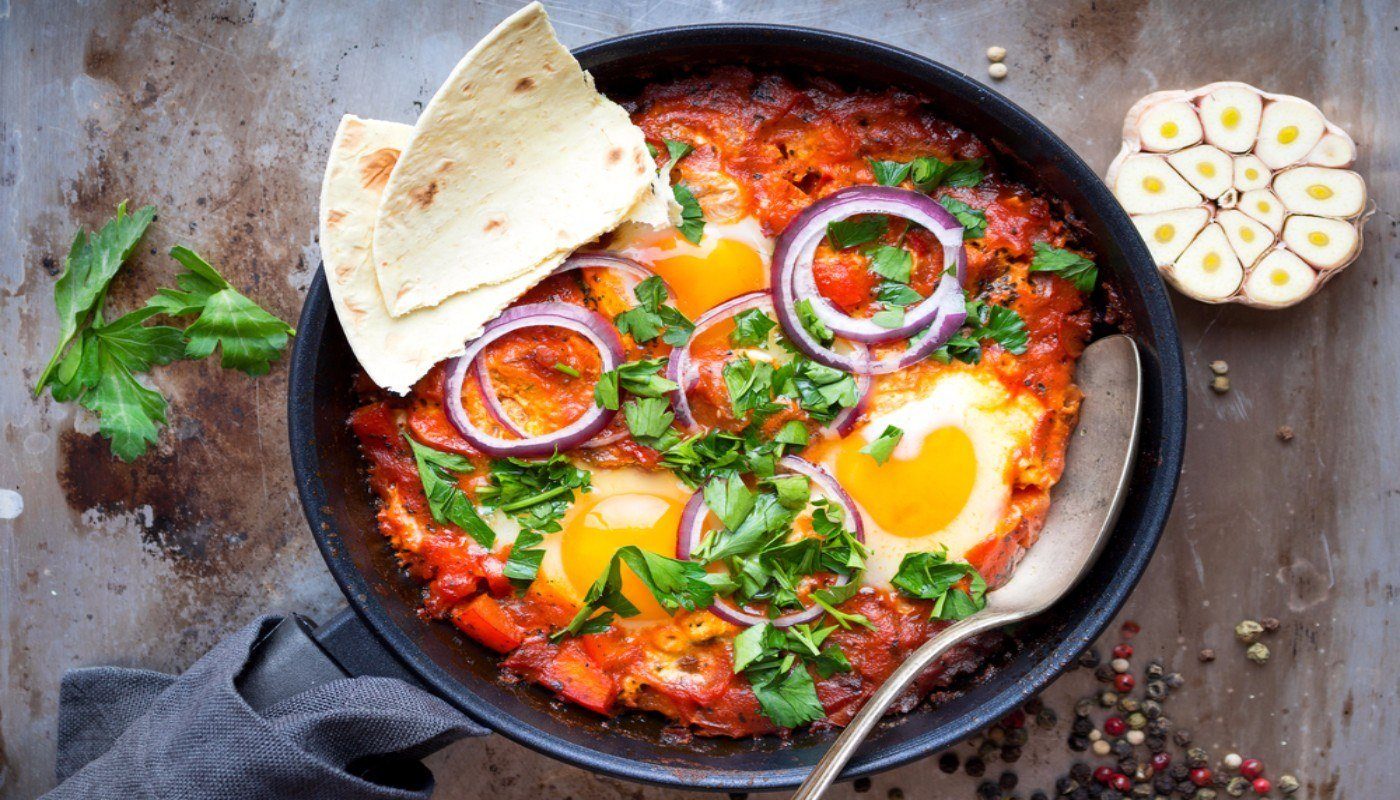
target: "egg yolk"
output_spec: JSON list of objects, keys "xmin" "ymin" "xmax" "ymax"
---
[
  {"xmin": 642, "ymin": 233, "xmax": 767, "ymax": 318},
  {"xmin": 561, "ymin": 492, "xmax": 683, "ymax": 621},
  {"xmin": 833, "ymin": 425, "xmax": 978, "ymax": 538}
]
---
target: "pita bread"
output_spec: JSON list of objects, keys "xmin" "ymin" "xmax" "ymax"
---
[
  {"xmin": 371, "ymin": 2, "xmax": 655, "ymax": 317},
  {"xmin": 319, "ymin": 115, "xmax": 560, "ymax": 394}
]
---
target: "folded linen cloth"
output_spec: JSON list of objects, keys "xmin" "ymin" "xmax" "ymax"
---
[{"xmin": 43, "ymin": 615, "xmax": 481, "ymax": 800}]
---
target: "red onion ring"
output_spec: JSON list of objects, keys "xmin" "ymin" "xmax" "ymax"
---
[
  {"xmin": 676, "ymin": 456, "xmax": 865, "ymax": 627},
  {"xmin": 772, "ymin": 186, "xmax": 969, "ymax": 373},
  {"xmin": 443, "ymin": 302, "xmax": 623, "ymax": 458},
  {"xmin": 472, "ymin": 347, "xmax": 629, "ymax": 449},
  {"xmin": 666, "ymin": 291, "xmax": 775, "ymax": 430},
  {"xmin": 552, "ymin": 251, "xmax": 667, "ymax": 295}
]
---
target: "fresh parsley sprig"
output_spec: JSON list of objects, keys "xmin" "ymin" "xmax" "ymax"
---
[
  {"xmin": 404, "ymin": 437, "xmax": 495, "ymax": 548},
  {"xmin": 732, "ymin": 621, "xmax": 850, "ymax": 727},
  {"xmin": 1029, "ymin": 242, "xmax": 1098, "ymax": 292},
  {"xmin": 613, "ymin": 276, "xmax": 694, "ymax": 347},
  {"xmin": 891, "ymin": 548, "xmax": 989, "ymax": 620},
  {"xmin": 937, "ymin": 196, "xmax": 987, "ymax": 240},
  {"xmin": 859, "ymin": 425, "xmax": 904, "ymax": 465},
  {"xmin": 868, "ymin": 156, "xmax": 985, "ymax": 192},
  {"xmin": 478, "ymin": 454, "xmax": 592, "ymax": 592}
]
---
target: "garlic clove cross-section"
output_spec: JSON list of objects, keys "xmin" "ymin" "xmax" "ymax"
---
[{"xmin": 1107, "ymin": 80, "xmax": 1369, "ymax": 308}]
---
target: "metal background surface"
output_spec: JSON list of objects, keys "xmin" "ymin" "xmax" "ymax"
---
[{"xmin": 0, "ymin": 1, "xmax": 1395, "ymax": 798}]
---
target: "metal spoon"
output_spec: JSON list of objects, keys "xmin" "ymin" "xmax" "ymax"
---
[{"xmin": 792, "ymin": 334, "xmax": 1143, "ymax": 800}]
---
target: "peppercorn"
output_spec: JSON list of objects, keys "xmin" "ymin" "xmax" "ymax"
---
[
  {"xmin": 1225, "ymin": 777, "xmax": 1250, "ymax": 797},
  {"xmin": 1057, "ymin": 776, "xmax": 1077, "ymax": 795},
  {"xmin": 887, "ymin": 789, "xmax": 904, "ymax": 800},
  {"xmin": 1150, "ymin": 752, "xmax": 1171, "ymax": 771},
  {"xmin": 1144, "ymin": 659, "xmax": 1165, "ymax": 679},
  {"xmin": 1095, "ymin": 767, "xmax": 1116, "ymax": 785},
  {"xmin": 1261, "ymin": 617, "xmax": 1280, "ymax": 633},
  {"xmin": 1210, "ymin": 375, "xmax": 1231, "ymax": 394},
  {"xmin": 1179, "ymin": 781, "xmax": 1198, "ymax": 798},
  {"xmin": 1187, "ymin": 748, "xmax": 1210, "ymax": 768},
  {"xmin": 1080, "ymin": 649, "xmax": 1102, "ymax": 669},
  {"xmin": 1239, "ymin": 759, "xmax": 1262, "ymax": 780},
  {"xmin": 1234, "ymin": 620, "xmax": 1264, "ymax": 644},
  {"xmin": 1092, "ymin": 740, "xmax": 1112, "ymax": 756},
  {"xmin": 1111, "ymin": 658, "xmax": 1131, "ymax": 674},
  {"xmin": 1277, "ymin": 775, "xmax": 1299, "ymax": 794},
  {"xmin": 1031, "ymin": 792, "xmax": 1049, "ymax": 800},
  {"xmin": 1001, "ymin": 743, "xmax": 1023, "ymax": 761},
  {"xmin": 1115, "ymin": 674, "xmax": 1136, "ymax": 692},
  {"xmin": 978, "ymin": 780, "xmax": 1001, "ymax": 799},
  {"xmin": 1071, "ymin": 789, "xmax": 1089, "ymax": 800},
  {"xmin": 1111, "ymin": 774, "xmax": 1132, "ymax": 792},
  {"xmin": 1141, "ymin": 700, "xmax": 1162, "ymax": 720},
  {"xmin": 1113, "ymin": 644, "xmax": 1134, "ymax": 659},
  {"xmin": 1100, "ymin": 691, "xmax": 1119, "ymax": 707},
  {"xmin": 1164, "ymin": 673, "xmax": 1184, "ymax": 689},
  {"xmin": 1071, "ymin": 763, "xmax": 1093, "ymax": 783},
  {"xmin": 1119, "ymin": 697, "xmax": 1140, "ymax": 713},
  {"xmin": 938, "ymin": 751, "xmax": 960, "ymax": 773},
  {"xmin": 1117, "ymin": 757, "xmax": 1138, "ymax": 775},
  {"xmin": 1068, "ymin": 735, "xmax": 1089, "ymax": 752},
  {"xmin": 853, "ymin": 777, "xmax": 872, "ymax": 793},
  {"xmin": 1113, "ymin": 740, "xmax": 1133, "ymax": 758},
  {"xmin": 1169, "ymin": 765, "xmax": 1190, "ymax": 781},
  {"xmin": 1037, "ymin": 708, "xmax": 1059, "ymax": 729},
  {"xmin": 999, "ymin": 771, "xmax": 1020, "ymax": 790},
  {"xmin": 1127, "ymin": 712, "xmax": 1147, "ymax": 731},
  {"xmin": 1101, "ymin": 790, "xmax": 1121, "ymax": 800},
  {"xmin": 1245, "ymin": 643, "xmax": 1270, "ymax": 664},
  {"xmin": 1153, "ymin": 776, "xmax": 1176, "ymax": 794},
  {"xmin": 1121, "ymin": 621, "xmax": 1141, "ymax": 638},
  {"xmin": 980, "ymin": 740, "xmax": 1000, "ymax": 759},
  {"xmin": 1104, "ymin": 717, "xmax": 1127, "ymax": 736},
  {"xmin": 1126, "ymin": 731, "xmax": 1146, "ymax": 746},
  {"xmin": 1095, "ymin": 664, "xmax": 1117, "ymax": 683},
  {"xmin": 966, "ymin": 756, "xmax": 986, "ymax": 777},
  {"xmin": 1076, "ymin": 699, "xmax": 1095, "ymax": 718},
  {"xmin": 1146, "ymin": 719, "xmax": 1170, "ymax": 737},
  {"xmin": 1198, "ymin": 648, "xmax": 1216, "ymax": 663},
  {"xmin": 1210, "ymin": 360, "xmax": 1229, "ymax": 376},
  {"xmin": 1173, "ymin": 730, "xmax": 1193, "ymax": 747},
  {"xmin": 988, "ymin": 726, "xmax": 1008, "ymax": 744},
  {"xmin": 1197, "ymin": 790, "xmax": 1218, "ymax": 800},
  {"xmin": 1024, "ymin": 696, "xmax": 1044, "ymax": 715},
  {"xmin": 1072, "ymin": 717, "xmax": 1094, "ymax": 735},
  {"xmin": 1146, "ymin": 736, "xmax": 1166, "ymax": 754},
  {"xmin": 1008, "ymin": 728, "xmax": 1029, "ymax": 747},
  {"xmin": 1134, "ymin": 763, "xmax": 1152, "ymax": 783},
  {"xmin": 1251, "ymin": 778, "xmax": 1271, "ymax": 795},
  {"xmin": 1145, "ymin": 681, "xmax": 1167, "ymax": 700},
  {"xmin": 1130, "ymin": 787, "xmax": 1151, "ymax": 800}
]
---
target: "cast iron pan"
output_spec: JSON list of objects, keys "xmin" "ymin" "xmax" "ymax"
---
[{"xmin": 282, "ymin": 24, "xmax": 1187, "ymax": 792}]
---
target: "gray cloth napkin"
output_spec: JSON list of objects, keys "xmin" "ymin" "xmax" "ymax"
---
[{"xmin": 43, "ymin": 615, "xmax": 480, "ymax": 800}]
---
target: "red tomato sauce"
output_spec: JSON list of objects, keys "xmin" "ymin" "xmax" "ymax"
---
[{"xmin": 348, "ymin": 68, "xmax": 1092, "ymax": 737}]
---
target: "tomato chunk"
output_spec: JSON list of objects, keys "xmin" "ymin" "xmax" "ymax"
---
[
  {"xmin": 543, "ymin": 642, "xmax": 618, "ymax": 716},
  {"xmin": 451, "ymin": 595, "xmax": 525, "ymax": 654}
]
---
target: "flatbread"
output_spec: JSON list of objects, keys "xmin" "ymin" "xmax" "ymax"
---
[
  {"xmin": 371, "ymin": 2, "xmax": 656, "ymax": 317},
  {"xmin": 319, "ymin": 115, "xmax": 560, "ymax": 394}
]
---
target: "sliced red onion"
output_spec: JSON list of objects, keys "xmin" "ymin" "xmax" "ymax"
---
[
  {"xmin": 473, "ymin": 347, "xmax": 627, "ymax": 449},
  {"xmin": 552, "ymin": 251, "xmax": 666, "ymax": 296},
  {"xmin": 825, "ymin": 347, "xmax": 873, "ymax": 438},
  {"xmin": 443, "ymin": 302, "xmax": 623, "ymax": 458},
  {"xmin": 667, "ymin": 291, "xmax": 774, "ymax": 430},
  {"xmin": 676, "ymin": 457, "xmax": 865, "ymax": 628},
  {"xmin": 772, "ymin": 186, "xmax": 969, "ymax": 372}
]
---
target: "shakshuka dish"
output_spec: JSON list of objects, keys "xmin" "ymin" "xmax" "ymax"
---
[{"xmin": 342, "ymin": 67, "xmax": 1097, "ymax": 738}]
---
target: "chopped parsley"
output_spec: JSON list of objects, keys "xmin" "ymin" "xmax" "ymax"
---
[
  {"xmin": 826, "ymin": 215, "xmax": 888, "ymax": 250},
  {"xmin": 673, "ymin": 183, "xmax": 706, "ymax": 244},
  {"xmin": 613, "ymin": 276, "xmax": 694, "ymax": 346},
  {"xmin": 594, "ymin": 358, "xmax": 678, "ymax": 410},
  {"xmin": 774, "ymin": 419, "xmax": 810, "ymax": 447},
  {"xmin": 553, "ymin": 545, "xmax": 732, "ymax": 640},
  {"xmin": 721, "ymin": 357, "xmax": 777, "ymax": 418},
  {"xmin": 868, "ymin": 158, "xmax": 913, "ymax": 187},
  {"xmin": 552, "ymin": 362, "xmax": 580, "ymax": 378},
  {"xmin": 912, "ymin": 156, "xmax": 985, "ymax": 192},
  {"xmin": 866, "ymin": 245, "xmax": 913, "ymax": 283},
  {"xmin": 404, "ymin": 437, "xmax": 495, "ymax": 548},
  {"xmin": 890, "ymin": 548, "xmax": 988, "ymax": 620},
  {"xmin": 552, "ymin": 551, "xmax": 638, "ymax": 640},
  {"xmin": 859, "ymin": 425, "xmax": 904, "ymax": 465},
  {"xmin": 794, "ymin": 298, "xmax": 834, "ymax": 345},
  {"xmin": 729, "ymin": 308, "xmax": 778, "ymax": 348},
  {"xmin": 1029, "ymin": 242, "xmax": 1098, "ymax": 292},
  {"xmin": 732, "ymin": 622, "xmax": 850, "ymax": 727},
  {"xmin": 663, "ymin": 138, "xmax": 693, "ymax": 164},
  {"xmin": 623, "ymin": 396, "xmax": 674, "ymax": 440},
  {"xmin": 937, "ymin": 196, "xmax": 987, "ymax": 239},
  {"xmin": 478, "ymin": 454, "xmax": 592, "ymax": 592},
  {"xmin": 929, "ymin": 297, "xmax": 1029, "ymax": 364}
]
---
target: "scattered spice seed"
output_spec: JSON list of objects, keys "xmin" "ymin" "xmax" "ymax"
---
[
  {"xmin": 986, "ymin": 45, "xmax": 1007, "ymax": 62},
  {"xmin": 1278, "ymin": 774, "xmax": 1300, "ymax": 794},
  {"xmin": 1210, "ymin": 360, "xmax": 1229, "ymax": 375},
  {"xmin": 1093, "ymin": 740, "xmax": 1112, "ymax": 756},
  {"xmin": 1223, "ymin": 753, "xmax": 1243, "ymax": 770},
  {"xmin": 1235, "ymin": 620, "xmax": 1264, "ymax": 644},
  {"xmin": 1126, "ymin": 730, "xmax": 1145, "ymax": 745},
  {"xmin": 1112, "ymin": 644, "xmax": 1134, "ymax": 659},
  {"xmin": 1115, "ymin": 673, "xmax": 1136, "ymax": 692},
  {"xmin": 1121, "ymin": 620, "xmax": 1141, "ymax": 639},
  {"xmin": 1245, "ymin": 642, "xmax": 1271, "ymax": 664},
  {"xmin": 999, "ymin": 770, "xmax": 1019, "ymax": 790},
  {"xmin": 1252, "ymin": 777, "xmax": 1272, "ymax": 795},
  {"xmin": 1227, "ymin": 776, "xmax": 1251, "ymax": 797},
  {"xmin": 1240, "ymin": 758, "xmax": 1264, "ymax": 779},
  {"xmin": 1211, "ymin": 375, "xmax": 1231, "ymax": 394},
  {"xmin": 987, "ymin": 62, "xmax": 1008, "ymax": 79},
  {"xmin": 1276, "ymin": 425, "xmax": 1294, "ymax": 442},
  {"xmin": 1261, "ymin": 617, "xmax": 1281, "ymax": 633},
  {"xmin": 852, "ymin": 777, "xmax": 872, "ymax": 793},
  {"xmin": 965, "ymin": 755, "xmax": 986, "ymax": 777},
  {"xmin": 1112, "ymin": 658, "xmax": 1131, "ymax": 673},
  {"xmin": 886, "ymin": 789, "xmax": 904, "ymax": 800},
  {"xmin": 937, "ymin": 751, "xmax": 959, "ymax": 774},
  {"xmin": 1191, "ymin": 768, "xmax": 1214, "ymax": 786},
  {"xmin": 1199, "ymin": 648, "xmax": 1217, "ymax": 662}
]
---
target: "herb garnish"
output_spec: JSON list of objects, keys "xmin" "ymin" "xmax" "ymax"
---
[
  {"xmin": 929, "ymin": 297, "xmax": 1029, "ymax": 364},
  {"xmin": 404, "ymin": 437, "xmax": 495, "ymax": 548},
  {"xmin": 729, "ymin": 308, "xmax": 778, "ymax": 348},
  {"xmin": 593, "ymin": 358, "xmax": 678, "ymax": 410},
  {"xmin": 937, "ymin": 196, "xmax": 987, "ymax": 239},
  {"xmin": 732, "ymin": 622, "xmax": 850, "ymax": 727},
  {"xmin": 552, "ymin": 546, "xmax": 732, "ymax": 640},
  {"xmin": 826, "ymin": 215, "xmax": 888, "ymax": 250},
  {"xmin": 867, "ymin": 156, "xmax": 985, "ymax": 192},
  {"xmin": 673, "ymin": 184, "xmax": 706, "ymax": 244},
  {"xmin": 890, "ymin": 548, "xmax": 988, "ymax": 620},
  {"xmin": 663, "ymin": 138, "xmax": 693, "ymax": 165},
  {"xmin": 859, "ymin": 425, "xmax": 904, "ymax": 465},
  {"xmin": 478, "ymin": 455, "xmax": 592, "ymax": 591},
  {"xmin": 552, "ymin": 362, "xmax": 581, "ymax": 378},
  {"xmin": 613, "ymin": 276, "xmax": 694, "ymax": 346},
  {"xmin": 1029, "ymin": 242, "xmax": 1098, "ymax": 292}
]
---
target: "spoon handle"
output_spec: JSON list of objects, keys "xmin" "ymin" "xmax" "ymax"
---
[{"xmin": 790, "ymin": 610, "xmax": 1015, "ymax": 800}]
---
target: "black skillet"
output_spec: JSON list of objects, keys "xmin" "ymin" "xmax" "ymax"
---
[{"xmin": 277, "ymin": 24, "xmax": 1187, "ymax": 793}]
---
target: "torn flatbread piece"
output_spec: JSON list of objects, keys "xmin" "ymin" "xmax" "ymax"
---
[{"xmin": 371, "ymin": 2, "xmax": 656, "ymax": 317}]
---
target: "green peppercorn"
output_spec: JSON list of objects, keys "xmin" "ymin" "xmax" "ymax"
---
[
  {"xmin": 1277, "ymin": 775, "xmax": 1300, "ymax": 794},
  {"xmin": 1235, "ymin": 620, "xmax": 1264, "ymax": 644},
  {"xmin": 1128, "ymin": 712, "xmax": 1147, "ymax": 730},
  {"xmin": 1246, "ymin": 642, "xmax": 1270, "ymax": 664}
]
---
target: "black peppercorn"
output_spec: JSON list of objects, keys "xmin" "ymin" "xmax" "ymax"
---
[
  {"xmin": 1095, "ymin": 664, "xmax": 1116, "ymax": 683},
  {"xmin": 1079, "ymin": 648, "xmax": 1102, "ymax": 669},
  {"xmin": 1169, "ymin": 765, "xmax": 1189, "ymax": 781},
  {"xmin": 1154, "ymin": 775, "xmax": 1176, "ymax": 794},
  {"xmin": 978, "ymin": 781, "xmax": 1001, "ymax": 800},
  {"xmin": 1145, "ymin": 660, "xmax": 1165, "ymax": 679},
  {"xmin": 1113, "ymin": 740, "xmax": 1133, "ymax": 758},
  {"xmin": 1164, "ymin": 673, "xmax": 1184, "ymax": 689},
  {"xmin": 1002, "ymin": 746, "xmax": 1023, "ymax": 763},
  {"xmin": 1087, "ymin": 784, "xmax": 1104, "ymax": 799},
  {"xmin": 1068, "ymin": 735, "xmax": 1089, "ymax": 752},
  {"xmin": 966, "ymin": 756, "xmax": 986, "ymax": 777},
  {"xmin": 1186, "ymin": 747, "xmax": 1209, "ymax": 768},
  {"xmin": 1178, "ymin": 780, "xmax": 1198, "ymax": 797},
  {"xmin": 1141, "ymin": 700, "xmax": 1162, "ymax": 720},
  {"xmin": 1070, "ymin": 763, "xmax": 1091, "ymax": 783},
  {"xmin": 1118, "ymin": 757, "xmax": 1137, "ymax": 774},
  {"xmin": 1145, "ymin": 736, "xmax": 1166, "ymax": 754},
  {"xmin": 938, "ymin": 752, "xmax": 960, "ymax": 773},
  {"xmin": 1071, "ymin": 717, "xmax": 1094, "ymax": 735},
  {"xmin": 1007, "ymin": 728, "xmax": 1029, "ymax": 747},
  {"xmin": 979, "ymin": 741, "xmax": 1000, "ymax": 760},
  {"xmin": 1145, "ymin": 681, "xmax": 1167, "ymax": 700},
  {"xmin": 1000, "ymin": 771, "xmax": 1020, "ymax": 790},
  {"xmin": 1037, "ymin": 708, "xmax": 1059, "ymax": 729},
  {"xmin": 1173, "ymin": 729, "xmax": 1192, "ymax": 747},
  {"xmin": 1032, "ymin": 792, "xmax": 1049, "ymax": 800},
  {"xmin": 1024, "ymin": 696, "xmax": 1044, "ymax": 715},
  {"xmin": 853, "ymin": 777, "xmax": 872, "ymax": 793}
]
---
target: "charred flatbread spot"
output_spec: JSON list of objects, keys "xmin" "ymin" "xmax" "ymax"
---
[
  {"xmin": 408, "ymin": 180, "xmax": 439, "ymax": 208},
  {"xmin": 484, "ymin": 217, "xmax": 506, "ymax": 233},
  {"xmin": 515, "ymin": 76, "xmax": 536, "ymax": 92},
  {"xmin": 326, "ymin": 209, "xmax": 347, "ymax": 227},
  {"xmin": 607, "ymin": 147, "xmax": 624, "ymax": 165},
  {"xmin": 360, "ymin": 148, "xmax": 399, "ymax": 191}
]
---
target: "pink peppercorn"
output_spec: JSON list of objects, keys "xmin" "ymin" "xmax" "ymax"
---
[
  {"xmin": 1190, "ymin": 768, "xmax": 1213, "ymax": 787},
  {"xmin": 1150, "ymin": 752, "xmax": 1172, "ymax": 771},
  {"xmin": 1114, "ymin": 673, "xmax": 1136, "ymax": 692},
  {"xmin": 1112, "ymin": 644, "xmax": 1133, "ymax": 659},
  {"xmin": 1241, "ymin": 759, "xmax": 1264, "ymax": 780},
  {"xmin": 1110, "ymin": 774, "xmax": 1132, "ymax": 793},
  {"xmin": 1253, "ymin": 778, "xmax": 1272, "ymax": 795},
  {"xmin": 1094, "ymin": 766, "xmax": 1114, "ymax": 785},
  {"xmin": 1104, "ymin": 716, "xmax": 1127, "ymax": 737}
]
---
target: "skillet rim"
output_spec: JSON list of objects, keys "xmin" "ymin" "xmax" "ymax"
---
[{"xmin": 289, "ymin": 22, "xmax": 1186, "ymax": 791}]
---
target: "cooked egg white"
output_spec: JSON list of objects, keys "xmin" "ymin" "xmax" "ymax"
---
[
  {"xmin": 809, "ymin": 368, "xmax": 1046, "ymax": 588},
  {"xmin": 611, "ymin": 216, "xmax": 772, "ymax": 318}
]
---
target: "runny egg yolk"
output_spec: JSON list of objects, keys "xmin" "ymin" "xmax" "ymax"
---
[
  {"xmin": 832, "ymin": 426, "xmax": 978, "ymax": 538},
  {"xmin": 561, "ymin": 491, "xmax": 683, "ymax": 621},
  {"xmin": 647, "ymin": 236, "xmax": 766, "ymax": 318}
]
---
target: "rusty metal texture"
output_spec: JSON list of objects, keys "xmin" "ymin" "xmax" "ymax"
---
[{"xmin": 1, "ymin": 1, "xmax": 1396, "ymax": 798}]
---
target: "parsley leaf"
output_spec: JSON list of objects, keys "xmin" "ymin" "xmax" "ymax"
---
[
  {"xmin": 673, "ymin": 184, "xmax": 706, "ymax": 244},
  {"xmin": 859, "ymin": 425, "xmax": 904, "ymax": 465},
  {"xmin": 613, "ymin": 276, "xmax": 693, "ymax": 346},
  {"xmin": 1030, "ymin": 242, "xmax": 1098, "ymax": 291},
  {"xmin": 774, "ymin": 419, "xmax": 810, "ymax": 447},
  {"xmin": 794, "ymin": 299, "xmax": 834, "ymax": 345},
  {"xmin": 826, "ymin": 215, "xmax": 888, "ymax": 250},
  {"xmin": 553, "ymin": 362, "xmax": 581, "ymax": 378},
  {"xmin": 704, "ymin": 474, "xmax": 757, "ymax": 530},
  {"xmin": 937, "ymin": 197, "xmax": 987, "ymax": 240},
  {"xmin": 762, "ymin": 473, "xmax": 810, "ymax": 510},
  {"xmin": 36, "ymin": 202, "xmax": 157, "ymax": 394},
  {"xmin": 663, "ymin": 138, "xmax": 693, "ymax": 164},
  {"xmin": 811, "ymin": 582, "xmax": 872, "ymax": 630},
  {"xmin": 553, "ymin": 553, "xmax": 640, "ymax": 640},
  {"xmin": 617, "ymin": 545, "xmax": 730, "ymax": 612},
  {"xmin": 870, "ymin": 307, "xmax": 905, "ymax": 329},
  {"xmin": 477, "ymin": 454, "xmax": 591, "ymax": 544},
  {"xmin": 912, "ymin": 157, "xmax": 985, "ymax": 192},
  {"xmin": 722, "ymin": 358, "xmax": 775, "ymax": 418},
  {"xmin": 979, "ymin": 303, "xmax": 1030, "ymax": 354},
  {"xmin": 594, "ymin": 358, "xmax": 679, "ymax": 410},
  {"xmin": 623, "ymin": 397, "xmax": 674, "ymax": 440},
  {"xmin": 729, "ymin": 308, "xmax": 778, "ymax": 348},
  {"xmin": 404, "ymin": 436, "xmax": 495, "ymax": 548},
  {"xmin": 731, "ymin": 622, "xmax": 847, "ymax": 728},
  {"xmin": 866, "ymin": 245, "xmax": 913, "ymax": 283},
  {"xmin": 868, "ymin": 159, "xmax": 912, "ymax": 187},
  {"xmin": 929, "ymin": 298, "xmax": 1028, "ymax": 364},
  {"xmin": 891, "ymin": 548, "xmax": 989, "ymax": 620},
  {"xmin": 503, "ymin": 529, "xmax": 546, "ymax": 589},
  {"xmin": 148, "ymin": 246, "xmax": 295, "ymax": 375},
  {"xmin": 877, "ymin": 281, "xmax": 923, "ymax": 307}
]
